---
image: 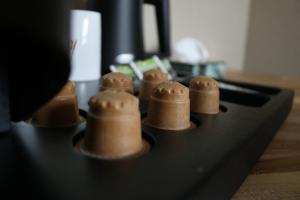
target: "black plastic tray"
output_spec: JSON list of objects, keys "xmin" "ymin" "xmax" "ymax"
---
[{"xmin": 0, "ymin": 79, "xmax": 294, "ymax": 200}]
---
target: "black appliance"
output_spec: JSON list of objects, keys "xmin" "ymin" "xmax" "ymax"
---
[
  {"xmin": 4, "ymin": 79, "xmax": 294, "ymax": 199},
  {"xmin": 87, "ymin": 0, "xmax": 171, "ymax": 74}
]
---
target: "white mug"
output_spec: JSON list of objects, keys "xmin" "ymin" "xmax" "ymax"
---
[{"xmin": 70, "ymin": 9, "xmax": 101, "ymax": 81}]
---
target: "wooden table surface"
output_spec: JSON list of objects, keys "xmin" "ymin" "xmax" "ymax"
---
[{"xmin": 223, "ymin": 71, "xmax": 300, "ymax": 200}]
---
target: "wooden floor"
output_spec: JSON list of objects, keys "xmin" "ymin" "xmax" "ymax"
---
[{"xmin": 224, "ymin": 71, "xmax": 300, "ymax": 200}]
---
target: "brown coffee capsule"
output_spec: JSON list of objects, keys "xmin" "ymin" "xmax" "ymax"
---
[
  {"xmin": 82, "ymin": 90, "xmax": 147, "ymax": 159},
  {"xmin": 100, "ymin": 72, "xmax": 133, "ymax": 94},
  {"xmin": 189, "ymin": 76, "xmax": 219, "ymax": 114},
  {"xmin": 146, "ymin": 81, "xmax": 190, "ymax": 130},
  {"xmin": 31, "ymin": 81, "xmax": 82, "ymax": 128},
  {"xmin": 139, "ymin": 69, "xmax": 168, "ymax": 101}
]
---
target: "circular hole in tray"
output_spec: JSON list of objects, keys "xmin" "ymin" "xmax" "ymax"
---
[
  {"xmin": 72, "ymin": 130, "xmax": 154, "ymax": 161},
  {"xmin": 25, "ymin": 109, "xmax": 86, "ymax": 128}
]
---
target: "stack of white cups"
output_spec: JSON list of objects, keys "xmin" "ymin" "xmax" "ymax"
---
[{"xmin": 70, "ymin": 10, "xmax": 101, "ymax": 81}]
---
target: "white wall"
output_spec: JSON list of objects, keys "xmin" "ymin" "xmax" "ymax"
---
[
  {"xmin": 244, "ymin": 0, "xmax": 300, "ymax": 78},
  {"xmin": 144, "ymin": 0, "xmax": 251, "ymax": 70}
]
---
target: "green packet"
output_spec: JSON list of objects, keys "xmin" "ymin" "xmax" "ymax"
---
[{"xmin": 110, "ymin": 57, "xmax": 172, "ymax": 78}]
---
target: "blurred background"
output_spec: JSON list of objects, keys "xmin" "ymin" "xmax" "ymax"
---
[
  {"xmin": 144, "ymin": 0, "xmax": 300, "ymax": 78},
  {"xmin": 73, "ymin": 0, "xmax": 300, "ymax": 78}
]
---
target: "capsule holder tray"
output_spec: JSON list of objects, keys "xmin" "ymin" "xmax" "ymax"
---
[{"xmin": 0, "ymin": 79, "xmax": 294, "ymax": 200}]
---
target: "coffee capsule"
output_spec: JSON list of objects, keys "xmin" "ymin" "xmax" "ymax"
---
[
  {"xmin": 82, "ymin": 90, "xmax": 147, "ymax": 159},
  {"xmin": 139, "ymin": 69, "xmax": 168, "ymax": 102},
  {"xmin": 100, "ymin": 72, "xmax": 133, "ymax": 94},
  {"xmin": 146, "ymin": 81, "xmax": 190, "ymax": 130},
  {"xmin": 31, "ymin": 81, "xmax": 82, "ymax": 128},
  {"xmin": 189, "ymin": 76, "xmax": 219, "ymax": 114}
]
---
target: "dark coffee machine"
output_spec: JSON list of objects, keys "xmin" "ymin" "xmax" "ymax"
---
[{"xmin": 87, "ymin": 0, "xmax": 170, "ymax": 74}]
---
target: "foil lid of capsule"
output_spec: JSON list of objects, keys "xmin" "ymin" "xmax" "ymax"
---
[
  {"xmin": 143, "ymin": 69, "xmax": 168, "ymax": 82},
  {"xmin": 190, "ymin": 76, "xmax": 219, "ymax": 91},
  {"xmin": 151, "ymin": 81, "xmax": 189, "ymax": 102},
  {"xmin": 88, "ymin": 90, "xmax": 139, "ymax": 115}
]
